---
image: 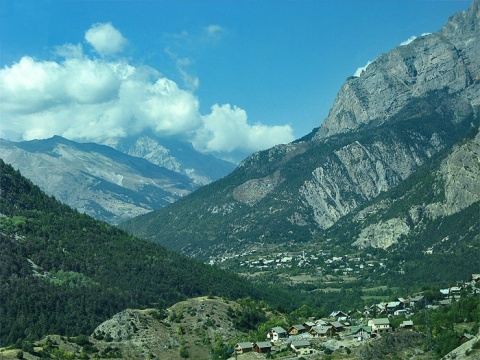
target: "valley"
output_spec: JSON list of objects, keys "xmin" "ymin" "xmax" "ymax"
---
[{"xmin": 1, "ymin": 1, "xmax": 479, "ymax": 359}]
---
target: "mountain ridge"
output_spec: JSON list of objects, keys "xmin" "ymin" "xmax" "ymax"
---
[
  {"xmin": 0, "ymin": 135, "xmax": 235, "ymax": 224},
  {"xmin": 121, "ymin": 0, "xmax": 479, "ymax": 268}
]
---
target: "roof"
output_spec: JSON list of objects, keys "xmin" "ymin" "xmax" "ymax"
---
[
  {"xmin": 271, "ymin": 326, "xmax": 287, "ymax": 334},
  {"xmin": 310, "ymin": 326, "xmax": 332, "ymax": 334},
  {"xmin": 291, "ymin": 340, "xmax": 311, "ymax": 348},
  {"xmin": 387, "ymin": 301, "xmax": 401, "ymax": 308},
  {"xmin": 235, "ymin": 342, "xmax": 253, "ymax": 349},
  {"xmin": 401, "ymin": 321, "xmax": 414, "ymax": 327},
  {"xmin": 329, "ymin": 321, "xmax": 344, "ymax": 328},
  {"xmin": 372, "ymin": 318, "xmax": 390, "ymax": 325},
  {"xmin": 290, "ymin": 324, "xmax": 306, "ymax": 331},
  {"xmin": 255, "ymin": 341, "xmax": 272, "ymax": 349},
  {"xmin": 349, "ymin": 326, "xmax": 372, "ymax": 334}
]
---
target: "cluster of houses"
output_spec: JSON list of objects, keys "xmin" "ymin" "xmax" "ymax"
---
[
  {"xmin": 234, "ymin": 314, "xmax": 405, "ymax": 356},
  {"xmin": 233, "ymin": 274, "xmax": 480, "ymax": 357},
  {"xmin": 210, "ymin": 248, "xmax": 388, "ymax": 277}
]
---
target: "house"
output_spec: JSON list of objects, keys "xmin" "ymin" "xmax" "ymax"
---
[
  {"xmin": 398, "ymin": 297, "xmax": 409, "ymax": 307},
  {"xmin": 309, "ymin": 325, "xmax": 333, "ymax": 338},
  {"xmin": 387, "ymin": 301, "xmax": 402, "ymax": 312},
  {"xmin": 450, "ymin": 286, "xmax": 462, "ymax": 294},
  {"xmin": 440, "ymin": 288, "xmax": 450, "ymax": 296},
  {"xmin": 329, "ymin": 310, "xmax": 348, "ymax": 318},
  {"xmin": 348, "ymin": 325, "xmax": 372, "ymax": 339},
  {"xmin": 234, "ymin": 342, "xmax": 253, "ymax": 354},
  {"xmin": 459, "ymin": 334, "xmax": 475, "ymax": 344},
  {"xmin": 329, "ymin": 321, "xmax": 345, "ymax": 333},
  {"xmin": 291, "ymin": 340, "xmax": 314, "ymax": 355},
  {"xmin": 409, "ymin": 295, "xmax": 425, "ymax": 308},
  {"xmin": 267, "ymin": 326, "xmax": 288, "ymax": 341},
  {"xmin": 315, "ymin": 319, "xmax": 328, "ymax": 326},
  {"xmin": 399, "ymin": 320, "xmax": 413, "ymax": 330},
  {"xmin": 394, "ymin": 309, "xmax": 408, "ymax": 316},
  {"xmin": 302, "ymin": 321, "xmax": 316, "ymax": 331},
  {"xmin": 368, "ymin": 318, "xmax": 391, "ymax": 333},
  {"xmin": 254, "ymin": 342, "xmax": 272, "ymax": 353},
  {"xmin": 288, "ymin": 324, "xmax": 307, "ymax": 335}
]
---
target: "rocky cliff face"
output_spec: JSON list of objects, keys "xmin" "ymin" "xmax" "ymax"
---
[
  {"xmin": 352, "ymin": 130, "xmax": 480, "ymax": 250},
  {"xmin": 315, "ymin": 0, "xmax": 479, "ymax": 139}
]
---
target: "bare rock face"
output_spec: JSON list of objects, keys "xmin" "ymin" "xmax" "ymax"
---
[
  {"xmin": 351, "ymin": 130, "xmax": 480, "ymax": 250},
  {"xmin": 425, "ymin": 130, "xmax": 480, "ymax": 218},
  {"xmin": 233, "ymin": 170, "xmax": 283, "ymax": 206},
  {"xmin": 299, "ymin": 132, "xmax": 446, "ymax": 229},
  {"xmin": 315, "ymin": 0, "xmax": 480, "ymax": 140}
]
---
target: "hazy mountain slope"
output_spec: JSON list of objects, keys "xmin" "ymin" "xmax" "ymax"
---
[
  {"xmin": 0, "ymin": 159, "xmax": 262, "ymax": 346},
  {"xmin": 121, "ymin": 1, "xmax": 479, "ymax": 261},
  {"xmin": 104, "ymin": 134, "xmax": 237, "ymax": 185},
  {"xmin": 0, "ymin": 136, "xmax": 198, "ymax": 224}
]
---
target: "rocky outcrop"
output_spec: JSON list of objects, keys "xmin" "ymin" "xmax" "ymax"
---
[
  {"xmin": 425, "ymin": 130, "xmax": 480, "ymax": 218},
  {"xmin": 299, "ymin": 131, "xmax": 447, "ymax": 229},
  {"xmin": 352, "ymin": 129, "xmax": 480, "ymax": 250},
  {"xmin": 233, "ymin": 170, "xmax": 283, "ymax": 206}
]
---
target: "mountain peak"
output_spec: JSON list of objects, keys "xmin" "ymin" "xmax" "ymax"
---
[{"xmin": 315, "ymin": 0, "xmax": 479, "ymax": 140}]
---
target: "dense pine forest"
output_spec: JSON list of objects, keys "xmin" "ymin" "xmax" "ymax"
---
[{"xmin": 0, "ymin": 159, "xmax": 268, "ymax": 345}]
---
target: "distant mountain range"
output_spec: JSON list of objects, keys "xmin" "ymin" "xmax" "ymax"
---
[
  {"xmin": 120, "ymin": 0, "xmax": 480, "ymax": 283},
  {"xmin": 0, "ymin": 135, "xmax": 236, "ymax": 224}
]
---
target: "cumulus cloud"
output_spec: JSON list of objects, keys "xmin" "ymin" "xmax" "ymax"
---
[
  {"xmin": 193, "ymin": 104, "xmax": 294, "ymax": 153},
  {"xmin": 85, "ymin": 22, "xmax": 127, "ymax": 56},
  {"xmin": 400, "ymin": 33, "xmax": 431, "ymax": 46},
  {"xmin": 0, "ymin": 24, "xmax": 294, "ymax": 154}
]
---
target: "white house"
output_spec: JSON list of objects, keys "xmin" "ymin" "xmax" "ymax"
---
[
  {"xmin": 267, "ymin": 326, "xmax": 288, "ymax": 341},
  {"xmin": 368, "ymin": 318, "xmax": 391, "ymax": 333}
]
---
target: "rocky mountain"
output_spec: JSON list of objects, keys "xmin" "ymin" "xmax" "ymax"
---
[
  {"xmin": 103, "ymin": 134, "xmax": 236, "ymax": 186},
  {"xmin": 121, "ymin": 0, "xmax": 479, "ymax": 269},
  {"xmin": 0, "ymin": 135, "xmax": 235, "ymax": 225}
]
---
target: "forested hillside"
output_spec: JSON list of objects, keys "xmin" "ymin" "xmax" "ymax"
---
[{"xmin": 0, "ymin": 159, "xmax": 261, "ymax": 346}]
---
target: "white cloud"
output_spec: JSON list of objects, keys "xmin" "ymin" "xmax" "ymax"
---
[
  {"xmin": 193, "ymin": 104, "xmax": 294, "ymax": 153},
  {"xmin": 400, "ymin": 36, "xmax": 417, "ymax": 46},
  {"xmin": 85, "ymin": 22, "xmax": 127, "ymax": 56},
  {"xmin": 400, "ymin": 32, "xmax": 431, "ymax": 46},
  {"xmin": 0, "ymin": 24, "xmax": 294, "ymax": 154},
  {"xmin": 354, "ymin": 60, "xmax": 373, "ymax": 77}
]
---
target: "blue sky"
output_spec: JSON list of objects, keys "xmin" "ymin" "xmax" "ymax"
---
[{"xmin": 0, "ymin": 0, "xmax": 471, "ymax": 158}]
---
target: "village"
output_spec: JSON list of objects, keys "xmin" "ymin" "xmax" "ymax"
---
[
  {"xmin": 209, "ymin": 247, "xmax": 390, "ymax": 280},
  {"xmin": 232, "ymin": 274, "xmax": 480, "ymax": 358}
]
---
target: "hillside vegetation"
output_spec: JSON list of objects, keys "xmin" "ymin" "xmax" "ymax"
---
[{"xmin": 0, "ymin": 159, "xmax": 263, "ymax": 346}]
